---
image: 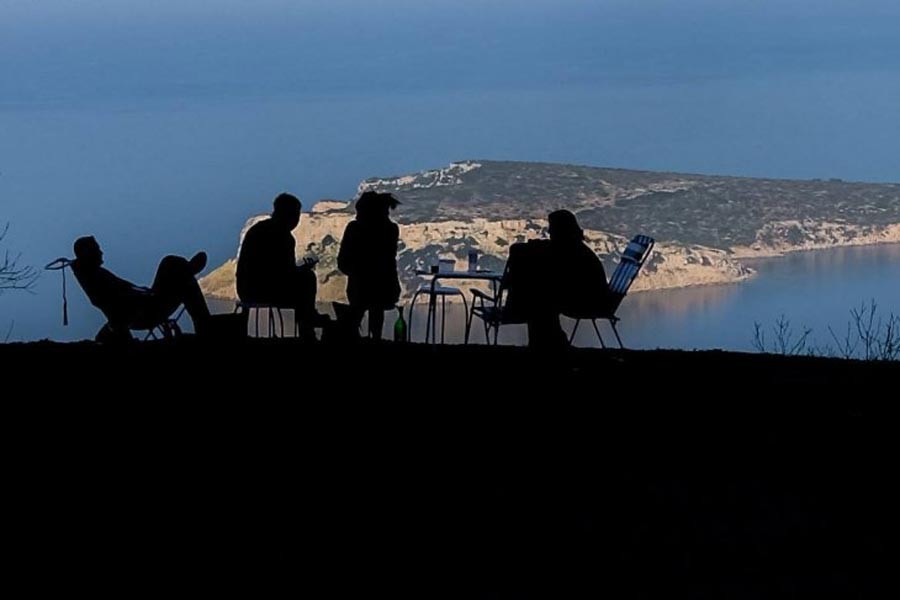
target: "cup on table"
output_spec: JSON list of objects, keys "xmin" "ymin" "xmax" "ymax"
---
[
  {"xmin": 430, "ymin": 264, "xmax": 439, "ymax": 274},
  {"xmin": 438, "ymin": 259, "xmax": 455, "ymax": 273},
  {"xmin": 467, "ymin": 250, "xmax": 478, "ymax": 272}
]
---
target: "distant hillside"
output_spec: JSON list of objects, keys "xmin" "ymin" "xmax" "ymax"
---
[{"xmin": 202, "ymin": 160, "xmax": 900, "ymax": 302}]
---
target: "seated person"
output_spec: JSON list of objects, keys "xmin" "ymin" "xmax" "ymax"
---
[
  {"xmin": 502, "ymin": 209, "xmax": 610, "ymax": 348},
  {"xmin": 71, "ymin": 235, "xmax": 211, "ymax": 341},
  {"xmin": 235, "ymin": 192, "xmax": 329, "ymax": 338}
]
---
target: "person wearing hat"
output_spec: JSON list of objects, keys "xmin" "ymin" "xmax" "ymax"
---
[
  {"xmin": 337, "ymin": 191, "xmax": 402, "ymax": 340},
  {"xmin": 546, "ymin": 209, "xmax": 610, "ymax": 318},
  {"xmin": 503, "ymin": 209, "xmax": 609, "ymax": 348}
]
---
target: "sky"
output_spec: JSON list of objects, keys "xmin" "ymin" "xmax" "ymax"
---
[{"xmin": 3, "ymin": 0, "xmax": 900, "ymax": 104}]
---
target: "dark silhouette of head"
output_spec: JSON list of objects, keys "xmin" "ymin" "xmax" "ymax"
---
[
  {"xmin": 272, "ymin": 193, "xmax": 302, "ymax": 231},
  {"xmin": 74, "ymin": 236, "xmax": 103, "ymax": 269},
  {"xmin": 355, "ymin": 191, "xmax": 400, "ymax": 222},
  {"xmin": 548, "ymin": 210, "xmax": 584, "ymax": 243}
]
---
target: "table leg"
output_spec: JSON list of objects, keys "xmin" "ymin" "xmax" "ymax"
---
[{"xmin": 441, "ymin": 294, "xmax": 446, "ymax": 344}]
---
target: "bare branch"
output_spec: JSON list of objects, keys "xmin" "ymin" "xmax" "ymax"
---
[
  {"xmin": 752, "ymin": 322, "xmax": 766, "ymax": 353},
  {"xmin": 752, "ymin": 315, "xmax": 813, "ymax": 356},
  {"xmin": 0, "ymin": 223, "xmax": 38, "ymax": 294}
]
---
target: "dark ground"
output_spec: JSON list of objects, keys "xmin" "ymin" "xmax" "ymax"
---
[{"xmin": 2, "ymin": 338, "xmax": 896, "ymax": 596}]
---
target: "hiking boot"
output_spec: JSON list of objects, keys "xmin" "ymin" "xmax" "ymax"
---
[{"xmin": 188, "ymin": 251, "xmax": 208, "ymax": 275}]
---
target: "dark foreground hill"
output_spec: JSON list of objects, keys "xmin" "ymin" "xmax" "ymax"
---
[{"xmin": 3, "ymin": 339, "xmax": 896, "ymax": 596}]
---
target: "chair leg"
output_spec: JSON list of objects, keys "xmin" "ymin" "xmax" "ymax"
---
[
  {"xmin": 409, "ymin": 291, "xmax": 420, "ymax": 343},
  {"xmin": 569, "ymin": 319, "xmax": 581, "ymax": 344},
  {"xmin": 440, "ymin": 294, "xmax": 447, "ymax": 344},
  {"xmin": 610, "ymin": 320, "xmax": 624, "ymax": 349},
  {"xmin": 425, "ymin": 294, "xmax": 434, "ymax": 344},
  {"xmin": 463, "ymin": 297, "xmax": 473, "ymax": 345},
  {"xmin": 423, "ymin": 292, "xmax": 433, "ymax": 344},
  {"xmin": 430, "ymin": 294, "xmax": 438, "ymax": 345},
  {"xmin": 591, "ymin": 319, "xmax": 607, "ymax": 349}
]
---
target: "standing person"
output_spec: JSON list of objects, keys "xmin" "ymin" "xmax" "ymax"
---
[
  {"xmin": 236, "ymin": 192, "xmax": 330, "ymax": 339},
  {"xmin": 337, "ymin": 191, "xmax": 401, "ymax": 340}
]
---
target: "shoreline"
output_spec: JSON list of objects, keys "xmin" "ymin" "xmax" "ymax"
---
[
  {"xmin": 731, "ymin": 228, "xmax": 900, "ymax": 260},
  {"xmin": 202, "ymin": 238, "xmax": 900, "ymax": 303}
]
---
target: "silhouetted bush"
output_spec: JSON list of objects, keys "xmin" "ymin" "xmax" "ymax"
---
[{"xmin": 754, "ymin": 299, "xmax": 899, "ymax": 361}]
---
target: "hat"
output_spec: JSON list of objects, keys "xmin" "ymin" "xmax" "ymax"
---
[
  {"xmin": 356, "ymin": 191, "xmax": 401, "ymax": 215},
  {"xmin": 548, "ymin": 209, "xmax": 584, "ymax": 242}
]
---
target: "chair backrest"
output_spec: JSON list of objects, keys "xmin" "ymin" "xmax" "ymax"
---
[
  {"xmin": 494, "ymin": 245, "xmax": 536, "ymax": 324},
  {"xmin": 606, "ymin": 234, "xmax": 655, "ymax": 313}
]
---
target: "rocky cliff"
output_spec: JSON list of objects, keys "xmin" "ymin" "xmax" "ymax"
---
[{"xmin": 201, "ymin": 160, "xmax": 900, "ymax": 302}]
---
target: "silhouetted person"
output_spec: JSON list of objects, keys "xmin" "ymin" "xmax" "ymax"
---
[
  {"xmin": 337, "ymin": 191, "xmax": 401, "ymax": 340},
  {"xmin": 236, "ymin": 193, "xmax": 330, "ymax": 339},
  {"xmin": 71, "ymin": 236, "xmax": 211, "ymax": 341},
  {"xmin": 503, "ymin": 210, "xmax": 609, "ymax": 348}
]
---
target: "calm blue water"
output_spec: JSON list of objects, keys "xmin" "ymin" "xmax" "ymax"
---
[
  {"xmin": 613, "ymin": 244, "xmax": 900, "ymax": 352},
  {"xmin": 199, "ymin": 244, "xmax": 900, "ymax": 353},
  {"xmin": 413, "ymin": 244, "xmax": 900, "ymax": 351},
  {"xmin": 2, "ymin": 1, "xmax": 899, "ymax": 346}
]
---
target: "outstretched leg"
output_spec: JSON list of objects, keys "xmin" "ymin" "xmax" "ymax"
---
[{"xmin": 151, "ymin": 254, "xmax": 211, "ymax": 334}]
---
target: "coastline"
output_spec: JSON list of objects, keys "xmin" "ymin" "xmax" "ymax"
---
[{"xmin": 201, "ymin": 236, "xmax": 900, "ymax": 303}]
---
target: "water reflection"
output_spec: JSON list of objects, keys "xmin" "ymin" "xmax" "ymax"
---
[
  {"xmin": 624, "ymin": 284, "xmax": 741, "ymax": 319},
  {"xmin": 207, "ymin": 244, "xmax": 900, "ymax": 352}
]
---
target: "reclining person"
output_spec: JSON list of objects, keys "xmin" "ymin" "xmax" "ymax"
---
[
  {"xmin": 71, "ymin": 236, "xmax": 211, "ymax": 341},
  {"xmin": 235, "ymin": 192, "xmax": 330, "ymax": 339}
]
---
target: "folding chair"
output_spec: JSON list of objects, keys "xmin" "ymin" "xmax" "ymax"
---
[
  {"xmin": 565, "ymin": 234, "xmax": 655, "ymax": 349},
  {"xmin": 464, "ymin": 263, "xmax": 526, "ymax": 345},
  {"xmin": 46, "ymin": 257, "xmax": 187, "ymax": 342}
]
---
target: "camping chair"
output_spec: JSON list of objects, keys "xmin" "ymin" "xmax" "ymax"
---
[
  {"xmin": 464, "ymin": 263, "xmax": 525, "ymax": 345},
  {"xmin": 45, "ymin": 258, "xmax": 186, "ymax": 341},
  {"xmin": 564, "ymin": 234, "xmax": 655, "ymax": 349},
  {"xmin": 127, "ymin": 307, "xmax": 186, "ymax": 340}
]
